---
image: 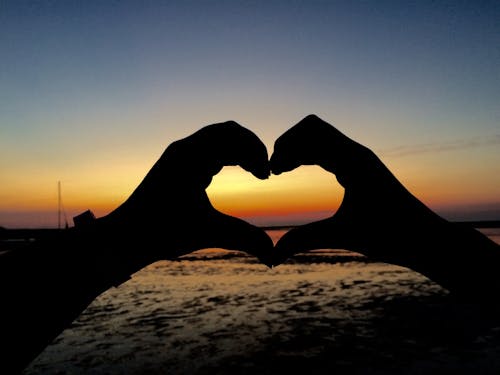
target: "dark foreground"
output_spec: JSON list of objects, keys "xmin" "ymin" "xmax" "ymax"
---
[{"xmin": 19, "ymin": 228, "xmax": 500, "ymax": 374}]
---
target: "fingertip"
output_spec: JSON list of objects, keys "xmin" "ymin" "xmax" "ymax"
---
[
  {"xmin": 251, "ymin": 163, "xmax": 271, "ymax": 180},
  {"xmin": 269, "ymin": 150, "xmax": 299, "ymax": 175},
  {"xmin": 270, "ymin": 251, "xmax": 290, "ymax": 268},
  {"xmin": 272, "ymin": 232, "xmax": 299, "ymax": 265},
  {"xmin": 258, "ymin": 256, "xmax": 274, "ymax": 269},
  {"xmin": 177, "ymin": 121, "xmax": 271, "ymax": 185},
  {"xmin": 234, "ymin": 127, "xmax": 270, "ymax": 180}
]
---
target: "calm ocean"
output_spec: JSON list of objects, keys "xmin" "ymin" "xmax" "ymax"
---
[{"xmin": 25, "ymin": 228, "xmax": 500, "ymax": 374}]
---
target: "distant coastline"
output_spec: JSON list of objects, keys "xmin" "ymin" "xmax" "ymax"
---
[
  {"xmin": 1, "ymin": 220, "xmax": 500, "ymax": 235},
  {"xmin": 454, "ymin": 220, "xmax": 500, "ymax": 228},
  {"xmin": 1, "ymin": 220, "xmax": 499, "ymax": 245},
  {"xmin": 263, "ymin": 221, "xmax": 497, "ymax": 230}
]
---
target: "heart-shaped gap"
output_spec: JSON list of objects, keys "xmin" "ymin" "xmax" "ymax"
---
[{"xmin": 207, "ymin": 165, "xmax": 344, "ymax": 228}]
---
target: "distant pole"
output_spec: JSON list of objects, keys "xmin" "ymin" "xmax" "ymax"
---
[{"xmin": 58, "ymin": 181, "xmax": 61, "ymax": 230}]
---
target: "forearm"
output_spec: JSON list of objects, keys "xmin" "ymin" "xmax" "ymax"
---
[
  {"xmin": 0, "ymin": 228, "xmax": 149, "ymax": 373},
  {"xmin": 390, "ymin": 222, "xmax": 500, "ymax": 301}
]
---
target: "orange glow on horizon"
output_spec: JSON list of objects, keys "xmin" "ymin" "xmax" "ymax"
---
[
  {"xmin": 1, "ymin": 150, "xmax": 498, "ymax": 228},
  {"xmin": 206, "ymin": 165, "xmax": 344, "ymax": 221}
]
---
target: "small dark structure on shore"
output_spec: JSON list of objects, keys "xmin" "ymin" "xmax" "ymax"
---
[{"xmin": 73, "ymin": 210, "xmax": 96, "ymax": 228}]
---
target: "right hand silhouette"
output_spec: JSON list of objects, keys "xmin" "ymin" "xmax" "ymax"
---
[
  {"xmin": 270, "ymin": 115, "xmax": 450, "ymax": 270},
  {"xmin": 271, "ymin": 114, "xmax": 500, "ymax": 299}
]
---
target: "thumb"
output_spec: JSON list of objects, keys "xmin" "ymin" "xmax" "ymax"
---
[
  {"xmin": 199, "ymin": 211, "xmax": 274, "ymax": 267},
  {"xmin": 273, "ymin": 217, "xmax": 350, "ymax": 266}
]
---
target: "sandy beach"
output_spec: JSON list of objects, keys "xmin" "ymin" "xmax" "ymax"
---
[{"xmin": 24, "ymin": 228, "xmax": 500, "ymax": 374}]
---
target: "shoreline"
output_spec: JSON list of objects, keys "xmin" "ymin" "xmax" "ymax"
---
[{"xmin": 1, "ymin": 220, "xmax": 499, "ymax": 240}]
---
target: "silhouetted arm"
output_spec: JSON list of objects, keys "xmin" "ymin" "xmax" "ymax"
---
[
  {"xmin": 0, "ymin": 121, "xmax": 273, "ymax": 373},
  {"xmin": 0, "ymin": 228, "xmax": 149, "ymax": 373},
  {"xmin": 271, "ymin": 115, "xmax": 500, "ymax": 301}
]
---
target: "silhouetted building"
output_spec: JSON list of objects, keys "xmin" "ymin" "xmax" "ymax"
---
[{"xmin": 73, "ymin": 210, "xmax": 96, "ymax": 228}]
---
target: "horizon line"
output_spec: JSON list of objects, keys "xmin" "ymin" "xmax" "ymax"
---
[{"xmin": 1, "ymin": 219, "xmax": 500, "ymax": 232}]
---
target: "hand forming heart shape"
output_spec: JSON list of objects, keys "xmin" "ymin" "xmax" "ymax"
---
[
  {"xmin": 271, "ymin": 116, "xmax": 500, "ymax": 302},
  {"xmin": 98, "ymin": 121, "xmax": 275, "ymax": 267},
  {"xmin": 4, "ymin": 115, "xmax": 500, "ymax": 375},
  {"xmin": 100, "ymin": 114, "xmax": 498, "ymax": 297},
  {"xmin": 98, "ymin": 114, "xmax": 448, "ymax": 269}
]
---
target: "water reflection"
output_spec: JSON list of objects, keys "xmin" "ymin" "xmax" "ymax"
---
[{"xmin": 25, "ymin": 229, "xmax": 500, "ymax": 374}]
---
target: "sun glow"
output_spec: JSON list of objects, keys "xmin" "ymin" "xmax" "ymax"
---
[{"xmin": 206, "ymin": 165, "xmax": 344, "ymax": 224}]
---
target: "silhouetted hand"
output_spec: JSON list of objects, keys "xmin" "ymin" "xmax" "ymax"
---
[
  {"xmin": 270, "ymin": 114, "xmax": 442, "ymax": 261},
  {"xmin": 98, "ymin": 121, "xmax": 274, "ymax": 267},
  {"xmin": 0, "ymin": 122, "xmax": 275, "ymax": 373},
  {"xmin": 271, "ymin": 115, "xmax": 500, "ymax": 298}
]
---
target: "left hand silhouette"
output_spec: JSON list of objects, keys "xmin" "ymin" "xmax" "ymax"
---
[
  {"xmin": 0, "ymin": 122, "xmax": 274, "ymax": 374},
  {"xmin": 95, "ymin": 121, "xmax": 274, "ymax": 268}
]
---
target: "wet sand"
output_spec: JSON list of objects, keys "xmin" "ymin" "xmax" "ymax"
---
[{"xmin": 24, "ymin": 229, "xmax": 500, "ymax": 374}]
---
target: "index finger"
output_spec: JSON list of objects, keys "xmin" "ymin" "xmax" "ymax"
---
[
  {"xmin": 270, "ymin": 114, "xmax": 375, "ymax": 188},
  {"xmin": 155, "ymin": 121, "xmax": 270, "ymax": 190}
]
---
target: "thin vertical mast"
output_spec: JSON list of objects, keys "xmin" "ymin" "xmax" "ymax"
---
[{"xmin": 58, "ymin": 181, "xmax": 61, "ymax": 230}]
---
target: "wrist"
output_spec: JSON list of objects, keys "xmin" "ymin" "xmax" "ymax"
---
[
  {"xmin": 63, "ymin": 209, "xmax": 153, "ymax": 287},
  {"xmin": 393, "ymin": 222, "xmax": 500, "ymax": 300}
]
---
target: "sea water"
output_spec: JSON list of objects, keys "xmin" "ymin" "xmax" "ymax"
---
[{"xmin": 24, "ymin": 229, "xmax": 500, "ymax": 374}]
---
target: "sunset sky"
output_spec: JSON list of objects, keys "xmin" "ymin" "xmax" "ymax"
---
[{"xmin": 1, "ymin": 1, "xmax": 499, "ymax": 228}]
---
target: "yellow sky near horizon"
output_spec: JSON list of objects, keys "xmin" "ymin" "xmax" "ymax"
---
[
  {"xmin": 2, "ymin": 2, "xmax": 500, "ymax": 228},
  {"xmin": 207, "ymin": 166, "xmax": 344, "ymax": 218},
  {"xmin": 1, "ymin": 146, "xmax": 499, "ymax": 229}
]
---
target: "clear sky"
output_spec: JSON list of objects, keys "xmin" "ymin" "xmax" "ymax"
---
[{"xmin": 1, "ymin": 0, "xmax": 499, "ymax": 228}]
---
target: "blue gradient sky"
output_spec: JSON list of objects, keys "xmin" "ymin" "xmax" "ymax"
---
[{"xmin": 1, "ymin": 1, "xmax": 499, "ymax": 227}]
